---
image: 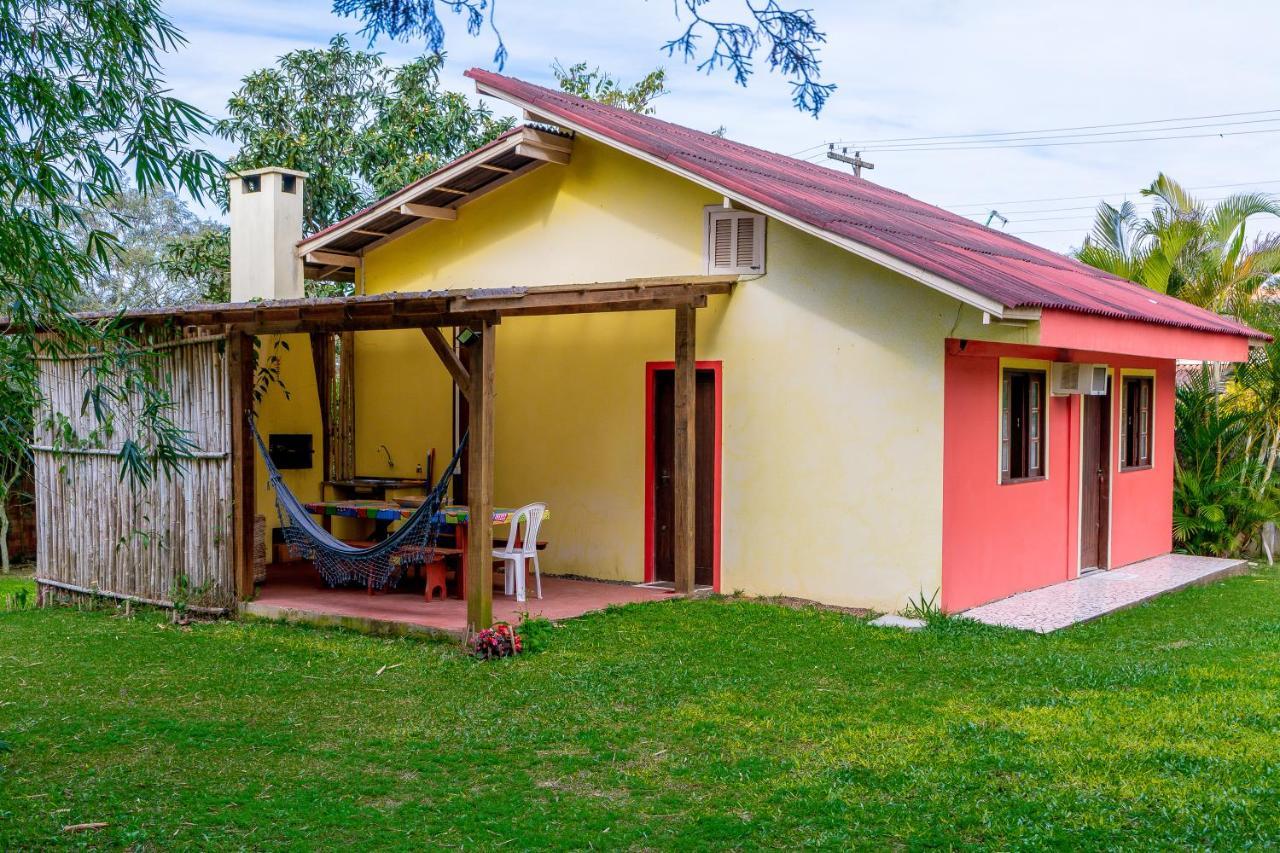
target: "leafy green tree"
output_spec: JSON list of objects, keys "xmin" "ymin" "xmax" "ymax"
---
[
  {"xmin": 159, "ymin": 226, "xmax": 232, "ymax": 303},
  {"xmin": 331, "ymin": 0, "xmax": 836, "ymax": 115},
  {"xmin": 0, "ymin": 336, "xmax": 33, "ymax": 573},
  {"xmin": 1173, "ymin": 368, "xmax": 1280, "ymax": 556},
  {"xmin": 552, "ymin": 62, "xmax": 667, "ymax": 114},
  {"xmin": 1076, "ymin": 174, "xmax": 1280, "ymax": 316},
  {"xmin": 70, "ymin": 181, "xmax": 221, "ymax": 310},
  {"xmin": 218, "ymin": 37, "xmax": 512, "ymax": 234},
  {"xmin": 0, "ymin": 0, "xmax": 221, "ymax": 503},
  {"xmin": 169, "ymin": 38, "xmax": 512, "ymax": 297},
  {"xmin": 361, "ymin": 52, "xmax": 516, "ymax": 195}
]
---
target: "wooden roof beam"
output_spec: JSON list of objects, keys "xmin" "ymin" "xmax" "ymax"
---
[
  {"xmin": 399, "ymin": 203, "xmax": 458, "ymax": 220},
  {"xmin": 520, "ymin": 127, "xmax": 573, "ymax": 151},
  {"xmin": 515, "ymin": 143, "xmax": 570, "ymax": 165},
  {"xmin": 305, "ymin": 250, "xmax": 361, "ymax": 269}
]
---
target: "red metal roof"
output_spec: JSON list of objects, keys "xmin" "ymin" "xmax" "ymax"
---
[{"xmin": 467, "ymin": 69, "xmax": 1262, "ymax": 341}]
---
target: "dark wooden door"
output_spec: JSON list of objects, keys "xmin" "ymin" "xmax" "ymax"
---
[
  {"xmin": 653, "ymin": 368, "xmax": 716, "ymax": 587},
  {"xmin": 1080, "ymin": 386, "xmax": 1112, "ymax": 571}
]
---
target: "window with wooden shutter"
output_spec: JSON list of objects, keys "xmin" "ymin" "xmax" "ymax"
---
[
  {"xmin": 704, "ymin": 207, "xmax": 765, "ymax": 274},
  {"xmin": 1000, "ymin": 368, "xmax": 1047, "ymax": 483},
  {"xmin": 1121, "ymin": 375, "xmax": 1153, "ymax": 470}
]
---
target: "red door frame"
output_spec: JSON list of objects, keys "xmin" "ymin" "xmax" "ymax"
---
[{"xmin": 644, "ymin": 360, "xmax": 723, "ymax": 591}]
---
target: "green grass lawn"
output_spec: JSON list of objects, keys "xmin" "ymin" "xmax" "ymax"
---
[{"xmin": 3, "ymin": 570, "xmax": 1280, "ymax": 849}]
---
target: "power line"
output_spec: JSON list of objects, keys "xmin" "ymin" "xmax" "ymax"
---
[
  {"xmin": 853, "ymin": 116, "xmax": 1280, "ymax": 153},
  {"xmin": 853, "ymin": 126, "xmax": 1280, "ymax": 154},
  {"xmin": 942, "ymin": 179, "xmax": 1280, "ymax": 210},
  {"xmin": 1006, "ymin": 227, "xmax": 1103, "ymax": 236},
  {"xmin": 790, "ymin": 107, "xmax": 1280, "ymax": 156},
  {"xmin": 959, "ymin": 193, "xmax": 1246, "ymax": 221}
]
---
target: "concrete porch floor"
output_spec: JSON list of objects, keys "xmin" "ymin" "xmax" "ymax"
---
[
  {"xmin": 962, "ymin": 553, "xmax": 1249, "ymax": 633},
  {"xmin": 242, "ymin": 562, "xmax": 672, "ymax": 637}
]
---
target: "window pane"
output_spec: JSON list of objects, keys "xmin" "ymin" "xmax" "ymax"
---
[
  {"xmin": 1001, "ymin": 377, "xmax": 1011, "ymax": 475},
  {"xmin": 1122, "ymin": 377, "xmax": 1153, "ymax": 468},
  {"xmin": 1001, "ymin": 369, "xmax": 1046, "ymax": 482}
]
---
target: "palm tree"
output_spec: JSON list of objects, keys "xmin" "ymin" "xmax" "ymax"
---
[{"xmin": 1075, "ymin": 173, "xmax": 1280, "ymax": 317}]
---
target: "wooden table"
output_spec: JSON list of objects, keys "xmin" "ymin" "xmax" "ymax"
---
[{"xmin": 302, "ymin": 501, "xmax": 549, "ymax": 598}]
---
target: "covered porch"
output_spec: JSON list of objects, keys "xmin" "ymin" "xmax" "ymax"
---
[{"xmin": 107, "ymin": 275, "xmax": 735, "ymax": 633}]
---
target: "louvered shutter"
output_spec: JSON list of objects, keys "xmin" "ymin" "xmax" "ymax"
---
[
  {"xmin": 713, "ymin": 216, "xmax": 733, "ymax": 267},
  {"xmin": 705, "ymin": 209, "xmax": 765, "ymax": 274}
]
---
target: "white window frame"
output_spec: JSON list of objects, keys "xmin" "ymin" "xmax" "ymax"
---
[{"xmin": 703, "ymin": 206, "xmax": 765, "ymax": 275}]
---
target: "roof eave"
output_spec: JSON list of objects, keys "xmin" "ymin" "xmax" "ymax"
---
[{"xmin": 296, "ymin": 126, "xmax": 572, "ymax": 263}]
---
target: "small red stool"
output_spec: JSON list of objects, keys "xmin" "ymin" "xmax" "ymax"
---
[{"xmin": 423, "ymin": 560, "xmax": 449, "ymax": 602}]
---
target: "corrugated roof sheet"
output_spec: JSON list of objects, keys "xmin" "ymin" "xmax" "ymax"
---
[{"xmin": 467, "ymin": 68, "xmax": 1262, "ymax": 340}]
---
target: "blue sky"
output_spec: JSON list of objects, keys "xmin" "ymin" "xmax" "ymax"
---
[{"xmin": 163, "ymin": 0, "xmax": 1280, "ymax": 252}]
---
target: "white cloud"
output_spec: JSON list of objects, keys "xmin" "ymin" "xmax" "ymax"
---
[{"xmin": 162, "ymin": 0, "xmax": 1280, "ymax": 250}]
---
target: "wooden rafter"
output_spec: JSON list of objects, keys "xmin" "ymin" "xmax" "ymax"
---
[
  {"xmin": 296, "ymin": 125, "xmax": 573, "ymax": 256},
  {"xmin": 305, "ymin": 250, "xmax": 361, "ymax": 269},
  {"xmin": 399, "ymin": 203, "xmax": 457, "ymax": 220},
  {"xmin": 515, "ymin": 143, "xmax": 570, "ymax": 165}
]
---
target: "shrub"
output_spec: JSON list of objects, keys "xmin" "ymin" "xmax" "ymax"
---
[
  {"xmin": 516, "ymin": 614, "xmax": 554, "ymax": 654},
  {"xmin": 1174, "ymin": 367, "xmax": 1280, "ymax": 556},
  {"xmin": 471, "ymin": 622, "xmax": 522, "ymax": 660}
]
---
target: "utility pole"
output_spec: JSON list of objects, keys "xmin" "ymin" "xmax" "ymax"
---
[{"xmin": 827, "ymin": 145, "xmax": 875, "ymax": 178}]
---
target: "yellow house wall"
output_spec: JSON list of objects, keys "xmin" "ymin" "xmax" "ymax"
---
[
  {"xmin": 312, "ymin": 136, "xmax": 1036, "ymax": 612},
  {"xmin": 252, "ymin": 334, "xmax": 326, "ymax": 542}
]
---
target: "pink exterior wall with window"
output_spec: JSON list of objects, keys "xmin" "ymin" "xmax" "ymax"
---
[{"xmin": 941, "ymin": 339, "xmax": 1179, "ymax": 612}]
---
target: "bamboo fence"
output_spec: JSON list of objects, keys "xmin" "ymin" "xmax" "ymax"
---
[{"xmin": 33, "ymin": 335, "xmax": 235, "ymax": 608}]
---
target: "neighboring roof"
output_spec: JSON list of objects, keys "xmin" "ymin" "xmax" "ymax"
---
[
  {"xmin": 298, "ymin": 126, "xmax": 573, "ymax": 279},
  {"xmin": 467, "ymin": 68, "xmax": 1263, "ymax": 341}
]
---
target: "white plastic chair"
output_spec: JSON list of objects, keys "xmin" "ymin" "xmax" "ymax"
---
[{"xmin": 495, "ymin": 503, "xmax": 547, "ymax": 602}]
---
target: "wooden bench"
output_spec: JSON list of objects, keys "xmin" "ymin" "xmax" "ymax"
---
[{"xmin": 391, "ymin": 545, "xmax": 464, "ymax": 602}]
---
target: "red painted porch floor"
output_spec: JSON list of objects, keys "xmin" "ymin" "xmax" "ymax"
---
[
  {"xmin": 242, "ymin": 562, "xmax": 672, "ymax": 637},
  {"xmin": 961, "ymin": 553, "xmax": 1249, "ymax": 633}
]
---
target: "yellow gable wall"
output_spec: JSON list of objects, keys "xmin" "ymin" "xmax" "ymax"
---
[{"xmin": 340, "ymin": 136, "xmax": 1026, "ymax": 611}]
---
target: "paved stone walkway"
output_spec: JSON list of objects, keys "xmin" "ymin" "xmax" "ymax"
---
[{"xmin": 962, "ymin": 554, "xmax": 1248, "ymax": 633}]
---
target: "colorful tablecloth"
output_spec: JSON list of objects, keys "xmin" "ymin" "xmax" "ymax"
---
[{"xmin": 303, "ymin": 501, "xmax": 548, "ymax": 524}]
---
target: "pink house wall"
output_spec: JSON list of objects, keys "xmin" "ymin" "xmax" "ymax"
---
[
  {"xmin": 1109, "ymin": 362, "xmax": 1175, "ymax": 567},
  {"xmin": 941, "ymin": 340, "xmax": 1176, "ymax": 612}
]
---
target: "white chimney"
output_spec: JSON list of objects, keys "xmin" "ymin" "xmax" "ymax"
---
[{"xmin": 228, "ymin": 167, "xmax": 308, "ymax": 302}]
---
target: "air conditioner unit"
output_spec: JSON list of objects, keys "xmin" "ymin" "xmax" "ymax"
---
[{"xmin": 1051, "ymin": 363, "xmax": 1108, "ymax": 396}]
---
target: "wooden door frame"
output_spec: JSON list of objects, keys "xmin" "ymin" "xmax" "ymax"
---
[
  {"xmin": 644, "ymin": 360, "xmax": 723, "ymax": 591},
  {"xmin": 1077, "ymin": 378, "xmax": 1114, "ymax": 576}
]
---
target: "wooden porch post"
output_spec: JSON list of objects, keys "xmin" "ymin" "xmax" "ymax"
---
[
  {"xmin": 227, "ymin": 330, "xmax": 257, "ymax": 600},
  {"xmin": 309, "ymin": 332, "xmax": 333, "ymax": 481},
  {"xmin": 465, "ymin": 320, "xmax": 496, "ymax": 632},
  {"xmin": 674, "ymin": 304, "xmax": 696, "ymax": 594}
]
